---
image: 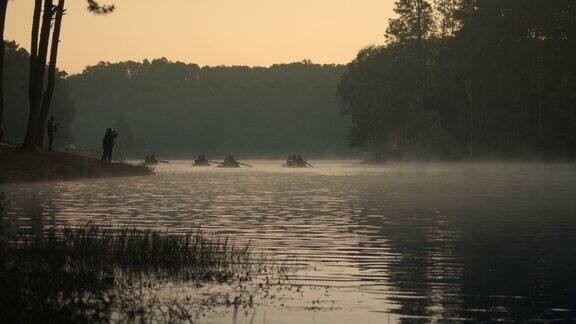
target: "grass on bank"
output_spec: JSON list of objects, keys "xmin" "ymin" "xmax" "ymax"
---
[{"xmin": 0, "ymin": 224, "xmax": 281, "ymax": 323}]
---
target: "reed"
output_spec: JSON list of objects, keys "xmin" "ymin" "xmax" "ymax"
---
[{"xmin": 0, "ymin": 225, "xmax": 278, "ymax": 322}]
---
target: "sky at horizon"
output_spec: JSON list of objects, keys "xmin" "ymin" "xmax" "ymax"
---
[{"xmin": 4, "ymin": 0, "xmax": 395, "ymax": 74}]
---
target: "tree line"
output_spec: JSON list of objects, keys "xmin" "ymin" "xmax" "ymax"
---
[
  {"xmin": 1, "ymin": 1, "xmax": 349, "ymax": 156},
  {"xmin": 2, "ymin": 46, "xmax": 349, "ymax": 155},
  {"xmin": 67, "ymin": 59, "xmax": 349, "ymax": 156},
  {"xmin": 338, "ymin": 0, "xmax": 576, "ymax": 160}
]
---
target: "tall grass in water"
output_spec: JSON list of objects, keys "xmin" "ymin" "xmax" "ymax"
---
[
  {"xmin": 57, "ymin": 227, "xmax": 257, "ymax": 281},
  {"xmin": 0, "ymin": 225, "xmax": 280, "ymax": 322}
]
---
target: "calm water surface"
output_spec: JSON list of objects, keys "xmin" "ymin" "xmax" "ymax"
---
[{"xmin": 2, "ymin": 161, "xmax": 576, "ymax": 322}]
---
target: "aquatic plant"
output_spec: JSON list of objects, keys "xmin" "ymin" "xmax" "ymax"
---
[{"xmin": 0, "ymin": 226, "xmax": 285, "ymax": 322}]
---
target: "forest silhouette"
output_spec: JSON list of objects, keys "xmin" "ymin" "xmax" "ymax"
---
[
  {"xmin": 339, "ymin": 0, "xmax": 576, "ymax": 160},
  {"xmin": 2, "ymin": 0, "xmax": 576, "ymax": 160},
  {"xmin": 69, "ymin": 59, "xmax": 348, "ymax": 155}
]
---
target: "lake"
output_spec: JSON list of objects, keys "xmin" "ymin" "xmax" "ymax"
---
[{"xmin": 2, "ymin": 161, "xmax": 576, "ymax": 322}]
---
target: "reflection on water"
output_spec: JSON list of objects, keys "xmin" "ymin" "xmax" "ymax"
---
[{"xmin": 2, "ymin": 161, "xmax": 576, "ymax": 321}]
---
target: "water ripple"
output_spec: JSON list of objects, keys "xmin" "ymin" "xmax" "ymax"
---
[{"xmin": 2, "ymin": 161, "xmax": 576, "ymax": 320}]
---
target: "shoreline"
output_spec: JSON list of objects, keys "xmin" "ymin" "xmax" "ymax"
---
[{"xmin": 0, "ymin": 144, "xmax": 152, "ymax": 184}]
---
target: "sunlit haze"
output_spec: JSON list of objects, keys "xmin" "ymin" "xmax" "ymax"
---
[{"xmin": 5, "ymin": 0, "xmax": 394, "ymax": 73}]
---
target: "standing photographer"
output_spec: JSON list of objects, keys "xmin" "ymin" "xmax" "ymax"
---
[{"xmin": 100, "ymin": 128, "xmax": 118, "ymax": 163}]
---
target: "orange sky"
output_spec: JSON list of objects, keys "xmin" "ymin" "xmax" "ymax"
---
[{"xmin": 5, "ymin": 0, "xmax": 394, "ymax": 74}]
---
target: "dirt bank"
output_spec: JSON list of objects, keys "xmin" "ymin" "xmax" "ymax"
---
[{"xmin": 0, "ymin": 144, "xmax": 152, "ymax": 183}]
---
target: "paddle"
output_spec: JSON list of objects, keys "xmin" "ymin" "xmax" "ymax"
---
[
  {"xmin": 305, "ymin": 161, "xmax": 315, "ymax": 167},
  {"xmin": 158, "ymin": 160, "xmax": 170, "ymax": 163},
  {"xmin": 208, "ymin": 160, "xmax": 221, "ymax": 164}
]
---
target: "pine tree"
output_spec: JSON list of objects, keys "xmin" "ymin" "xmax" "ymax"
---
[{"xmin": 23, "ymin": 0, "xmax": 114, "ymax": 149}]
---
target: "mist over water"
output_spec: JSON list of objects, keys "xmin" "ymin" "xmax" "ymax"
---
[{"xmin": 2, "ymin": 161, "xmax": 576, "ymax": 321}]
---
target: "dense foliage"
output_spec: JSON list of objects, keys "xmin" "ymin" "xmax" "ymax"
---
[
  {"xmin": 68, "ymin": 60, "xmax": 349, "ymax": 156},
  {"xmin": 338, "ymin": 0, "xmax": 576, "ymax": 160},
  {"xmin": 3, "ymin": 41, "xmax": 75, "ymax": 146}
]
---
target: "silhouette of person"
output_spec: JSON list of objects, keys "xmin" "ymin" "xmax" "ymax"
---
[
  {"xmin": 100, "ymin": 128, "xmax": 117, "ymax": 163},
  {"xmin": 46, "ymin": 116, "xmax": 59, "ymax": 151}
]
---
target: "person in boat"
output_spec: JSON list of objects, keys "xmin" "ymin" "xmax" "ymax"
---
[
  {"xmin": 144, "ymin": 154, "xmax": 151, "ymax": 164},
  {"xmin": 100, "ymin": 128, "xmax": 117, "ymax": 163},
  {"xmin": 223, "ymin": 155, "xmax": 238, "ymax": 165},
  {"xmin": 195, "ymin": 154, "xmax": 208, "ymax": 164}
]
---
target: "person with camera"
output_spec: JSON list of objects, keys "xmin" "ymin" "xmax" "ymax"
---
[{"xmin": 100, "ymin": 128, "xmax": 118, "ymax": 163}]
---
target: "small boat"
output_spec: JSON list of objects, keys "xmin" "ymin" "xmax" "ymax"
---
[
  {"xmin": 193, "ymin": 159, "xmax": 210, "ymax": 166},
  {"xmin": 216, "ymin": 155, "xmax": 249, "ymax": 168},
  {"xmin": 282, "ymin": 160, "xmax": 309, "ymax": 168},
  {"xmin": 192, "ymin": 154, "xmax": 210, "ymax": 166},
  {"xmin": 144, "ymin": 154, "xmax": 160, "ymax": 166},
  {"xmin": 217, "ymin": 161, "xmax": 241, "ymax": 168},
  {"xmin": 143, "ymin": 159, "xmax": 158, "ymax": 166},
  {"xmin": 283, "ymin": 154, "xmax": 312, "ymax": 168},
  {"xmin": 210, "ymin": 155, "xmax": 252, "ymax": 168}
]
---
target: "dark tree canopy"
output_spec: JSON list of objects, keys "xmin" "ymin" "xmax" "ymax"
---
[
  {"xmin": 68, "ymin": 59, "xmax": 349, "ymax": 156},
  {"xmin": 339, "ymin": 0, "xmax": 576, "ymax": 160},
  {"xmin": 3, "ymin": 41, "xmax": 75, "ymax": 145}
]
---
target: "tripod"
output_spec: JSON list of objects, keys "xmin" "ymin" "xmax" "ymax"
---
[{"xmin": 114, "ymin": 143, "xmax": 124, "ymax": 162}]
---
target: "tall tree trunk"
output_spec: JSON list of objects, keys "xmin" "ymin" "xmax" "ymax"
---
[
  {"xmin": 0, "ymin": 0, "xmax": 7, "ymax": 138},
  {"xmin": 23, "ymin": 0, "xmax": 53, "ymax": 149},
  {"xmin": 36, "ymin": 0, "xmax": 64, "ymax": 147},
  {"xmin": 28, "ymin": 0, "xmax": 42, "ymax": 103}
]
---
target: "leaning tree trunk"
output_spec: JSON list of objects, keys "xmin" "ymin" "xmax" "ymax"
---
[
  {"xmin": 0, "ymin": 0, "xmax": 8, "ymax": 135},
  {"xmin": 23, "ymin": 0, "xmax": 53, "ymax": 149},
  {"xmin": 37, "ymin": 0, "xmax": 65, "ymax": 147}
]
